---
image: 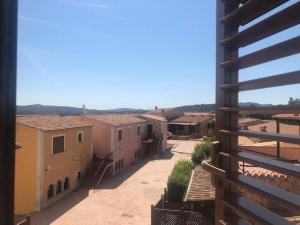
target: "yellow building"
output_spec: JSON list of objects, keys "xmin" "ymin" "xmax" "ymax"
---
[{"xmin": 15, "ymin": 115, "xmax": 93, "ymax": 215}]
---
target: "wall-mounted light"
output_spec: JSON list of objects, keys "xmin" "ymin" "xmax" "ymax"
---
[{"xmin": 46, "ymin": 165, "xmax": 51, "ymax": 171}]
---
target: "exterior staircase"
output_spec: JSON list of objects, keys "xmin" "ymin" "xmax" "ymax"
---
[
  {"xmin": 83, "ymin": 155, "xmax": 113, "ymax": 189},
  {"xmin": 147, "ymin": 134, "xmax": 163, "ymax": 160}
]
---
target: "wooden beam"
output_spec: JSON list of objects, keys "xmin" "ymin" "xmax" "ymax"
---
[{"xmin": 0, "ymin": 0, "xmax": 18, "ymax": 224}]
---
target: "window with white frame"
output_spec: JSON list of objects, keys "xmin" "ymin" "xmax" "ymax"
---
[
  {"xmin": 52, "ymin": 135, "xmax": 65, "ymax": 154},
  {"xmin": 77, "ymin": 131, "xmax": 84, "ymax": 143}
]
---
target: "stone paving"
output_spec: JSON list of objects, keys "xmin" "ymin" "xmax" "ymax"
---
[{"xmin": 31, "ymin": 140, "xmax": 201, "ymax": 225}]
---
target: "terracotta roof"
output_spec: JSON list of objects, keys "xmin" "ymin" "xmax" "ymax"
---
[
  {"xmin": 183, "ymin": 166, "xmax": 215, "ymax": 202},
  {"xmin": 169, "ymin": 115, "xmax": 211, "ymax": 124},
  {"xmin": 138, "ymin": 114, "xmax": 167, "ymax": 122},
  {"xmin": 273, "ymin": 114, "xmax": 300, "ymax": 121},
  {"xmin": 184, "ymin": 112, "xmax": 215, "ymax": 117},
  {"xmin": 85, "ymin": 114, "xmax": 146, "ymax": 126},
  {"xmin": 246, "ymin": 120, "xmax": 300, "ymax": 136},
  {"xmin": 16, "ymin": 115, "xmax": 91, "ymax": 131}
]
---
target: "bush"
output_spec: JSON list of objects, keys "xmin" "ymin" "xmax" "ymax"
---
[
  {"xmin": 191, "ymin": 145, "xmax": 206, "ymax": 164},
  {"xmin": 191, "ymin": 138, "xmax": 214, "ymax": 164},
  {"xmin": 167, "ymin": 160, "xmax": 194, "ymax": 202}
]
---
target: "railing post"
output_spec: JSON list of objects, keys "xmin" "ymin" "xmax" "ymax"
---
[
  {"xmin": 276, "ymin": 120, "xmax": 280, "ymax": 158},
  {"xmin": 151, "ymin": 205, "xmax": 156, "ymax": 225},
  {"xmin": 210, "ymin": 141, "xmax": 224, "ymax": 225},
  {"xmin": 26, "ymin": 215, "xmax": 31, "ymax": 225}
]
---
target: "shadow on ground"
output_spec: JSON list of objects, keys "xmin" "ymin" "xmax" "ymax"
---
[
  {"xmin": 98, "ymin": 158, "xmax": 150, "ymax": 189},
  {"xmin": 30, "ymin": 149, "xmax": 175, "ymax": 224},
  {"xmin": 96, "ymin": 150, "xmax": 174, "ymax": 190},
  {"xmin": 30, "ymin": 190, "xmax": 89, "ymax": 225}
]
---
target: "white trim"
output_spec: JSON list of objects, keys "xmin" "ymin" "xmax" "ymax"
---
[
  {"xmin": 90, "ymin": 127, "xmax": 93, "ymax": 160},
  {"xmin": 36, "ymin": 130, "xmax": 44, "ymax": 211},
  {"xmin": 76, "ymin": 131, "xmax": 84, "ymax": 144},
  {"xmin": 51, "ymin": 134, "xmax": 66, "ymax": 155},
  {"xmin": 117, "ymin": 128, "xmax": 123, "ymax": 142},
  {"xmin": 128, "ymin": 126, "xmax": 131, "ymax": 136},
  {"xmin": 110, "ymin": 127, "xmax": 115, "ymax": 153}
]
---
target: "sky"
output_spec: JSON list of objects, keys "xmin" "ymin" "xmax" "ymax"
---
[{"xmin": 17, "ymin": 0, "xmax": 300, "ymax": 110}]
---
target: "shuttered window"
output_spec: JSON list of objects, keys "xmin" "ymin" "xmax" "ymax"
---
[
  {"xmin": 53, "ymin": 135, "xmax": 65, "ymax": 154},
  {"xmin": 203, "ymin": 1, "xmax": 300, "ymax": 224}
]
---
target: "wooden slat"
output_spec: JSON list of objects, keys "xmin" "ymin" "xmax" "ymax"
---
[
  {"xmin": 222, "ymin": 0, "xmax": 248, "ymax": 6},
  {"xmin": 228, "ymin": 151, "xmax": 300, "ymax": 178},
  {"xmin": 221, "ymin": 0, "xmax": 288, "ymax": 26},
  {"xmin": 219, "ymin": 219, "xmax": 251, "ymax": 225},
  {"xmin": 220, "ymin": 70, "xmax": 300, "ymax": 92},
  {"xmin": 220, "ymin": 104, "xmax": 300, "ymax": 115},
  {"xmin": 221, "ymin": 2, "xmax": 300, "ymax": 47},
  {"xmin": 202, "ymin": 160, "xmax": 226, "ymax": 178},
  {"xmin": 226, "ymin": 173, "xmax": 300, "ymax": 212},
  {"xmin": 221, "ymin": 36, "xmax": 300, "ymax": 70},
  {"xmin": 224, "ymin": 196, "xmax": 291, "ymax": 225},
  {"xmin": 220, "ymin": 129, "xmax": 300, "ymax": 144}
]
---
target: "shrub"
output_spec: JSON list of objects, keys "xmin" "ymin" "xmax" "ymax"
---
[
  {"xmin": 191, "ymin": 144, "xmax": 206, "ymax": 164},
  {"xmin": 167, "ymin": 160, "xmax": 194, "ymax": 202},
  {"xmin": 191, "ymin": 138, "xmax": 214, "ymax": 164}
]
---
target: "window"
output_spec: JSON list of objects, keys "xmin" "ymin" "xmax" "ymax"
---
[
  {"xmin": 56, "ymin": 180, "xmax": 62, "ymax": 194},
  {"xmin": 128, "ymin": 127, "xmax": 131, "ymax": 136},
  {"xmin": 147, "ymin": 124, "xmax": 153, "ymax": 134},
  {"xmin": 77, "ymin": 132, "xmax": 84, "ymax": 143},
  {"xmin": 77, "ymin": 171, "xmax": 81, "ymax": 180},
  {"xmin": 48, "ymin": 184, "xmax": 55, "ymax": 199},
  {"xmin": 52, "ymin": 135, "xmax": 65, "ymax": 154},
  {"xmin": 64, "ymin": 177, "xmax": 70, "ymax": 190},
  {"xmin": 137, "ymin": 126, "xmax": 141, "ymax": 135},
  {"xmin": 118, "ymin": 129, "xmax": 123, "ymax": 141}
]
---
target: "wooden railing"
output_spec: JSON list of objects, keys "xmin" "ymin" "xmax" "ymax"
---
[
  {"xmin": 16, "ymin": 216, "xmax": 30, "ymax": 225},
  {"xmin": 206, "ymin": 1, "xmax": 300, "ymax": 224}
]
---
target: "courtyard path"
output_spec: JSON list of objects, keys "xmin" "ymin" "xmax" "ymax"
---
[{"xmin": 31, "ymin": 140, "xmax": 201, "ymax": 225}]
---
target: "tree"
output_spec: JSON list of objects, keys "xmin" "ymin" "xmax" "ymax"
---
[{"xmin": 288, "ymin": 97, "xmax": 300, "ymax": 105}]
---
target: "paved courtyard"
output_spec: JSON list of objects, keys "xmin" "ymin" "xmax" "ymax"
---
[{"xmin": 31, "ymin": 140, "xmax": 202, "ymax": 225}]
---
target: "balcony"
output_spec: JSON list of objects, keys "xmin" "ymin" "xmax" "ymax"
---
[{"xmin": 142, "ymin": 133, "xmax": 155, "ymax": 144}]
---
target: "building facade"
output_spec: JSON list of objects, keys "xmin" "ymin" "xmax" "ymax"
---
[
  {"xmin": 15, "ymin": 115, "xmax": 93, "ymax": 214},
  {"xmin": 74, "ymin": 114, "xmax": 168, "ymax": 175}
]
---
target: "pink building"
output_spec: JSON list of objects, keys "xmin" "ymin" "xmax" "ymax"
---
[{"xmin": 74, "ymin": 114, "xmax": 168, "ymax": 175}]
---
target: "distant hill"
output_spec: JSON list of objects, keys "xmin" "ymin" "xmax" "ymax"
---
[
  {"xmin": 175, "ymin": 102, "xmax": 274, "ymax": 112},
  {"xmin": 17, "ymin": 104, "xmax": 147, "ymax": 116},
  {"xmin": 175, "ymin": 104, "xmax": 215, "ymax": 112},
  {"xmin": 16, "ymin": 102, "xmax": 275, "ymax": 115}
]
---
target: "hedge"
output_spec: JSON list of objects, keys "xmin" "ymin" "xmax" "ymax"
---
[
  {"xmin": 167, "ymin": 160, "xmax": 194, "ymax": 202},
  {"xmin": 191, "ymin": 138, "xmax": 214, "ymax": 165}
]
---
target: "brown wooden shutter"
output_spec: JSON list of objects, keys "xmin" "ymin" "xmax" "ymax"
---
[{"xmin": 205, "ymin": 1, "xmax": 300, "ymax": 224}]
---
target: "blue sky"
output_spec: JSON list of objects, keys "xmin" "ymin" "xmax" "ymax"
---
[{"xmin": 17, "ymin": 0, "xmax": 300, "ymax": 110}]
